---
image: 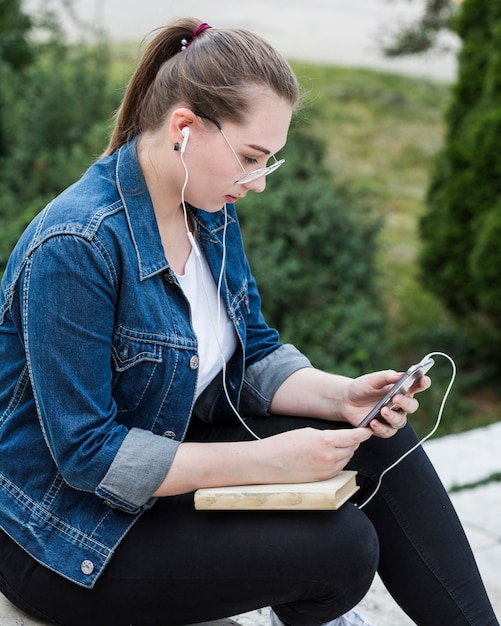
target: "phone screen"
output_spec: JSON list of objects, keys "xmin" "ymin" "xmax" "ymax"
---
[{"xmin": 356, "ymin": 356, "xmax": 434, "ymax": 428}]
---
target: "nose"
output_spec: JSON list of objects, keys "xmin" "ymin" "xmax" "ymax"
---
[{"xmin": 242, "ymin": 174, "xmax": 267, "ymax": 194}]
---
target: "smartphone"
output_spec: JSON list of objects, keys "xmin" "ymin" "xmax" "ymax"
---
[{"xmin": 357, "ymin": 355, "xmax": 435, "ymax": 428}]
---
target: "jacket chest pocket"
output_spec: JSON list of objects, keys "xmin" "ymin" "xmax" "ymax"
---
[{"xmin": 111, "ymin": 333, "xmax": 163, "ymax": 414}]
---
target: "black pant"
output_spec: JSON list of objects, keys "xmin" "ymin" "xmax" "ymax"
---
[{"xmin": 0, "ymin": 417, "xmax": 498, "ymax": 626}]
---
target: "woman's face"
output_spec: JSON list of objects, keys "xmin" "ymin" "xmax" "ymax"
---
[{"xmin": 182, "ymin": 93, "xmax": 293, "ymax": 212}]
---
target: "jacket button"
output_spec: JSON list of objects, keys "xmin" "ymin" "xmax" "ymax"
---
[
  {"xmin": 163, "ymin": 430, "xmax": 176, "ymax": 439},
  {"xmin": 163, "ymin": 271, "xmax": 176, "ymax": 283},
  {"xmin": 81, "ymin": 560, "xmax": 94, "ymax": 575},
  {"xmin": 189, "ymin": 355, "xmax": 199, "ymax": 370}
]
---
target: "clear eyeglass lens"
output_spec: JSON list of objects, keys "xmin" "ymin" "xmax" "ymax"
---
[{"xmin": 235, "ymin": 158, "xmax": 285, "ymax": 185}]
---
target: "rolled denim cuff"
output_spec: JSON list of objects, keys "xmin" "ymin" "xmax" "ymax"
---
[
  {"xmin": 241, "ymin": 344, "xmax": 312, "ymax": 416},
  {"xmin": 96, "ymin": 428, "xmax": 179, "ymax": 513}
]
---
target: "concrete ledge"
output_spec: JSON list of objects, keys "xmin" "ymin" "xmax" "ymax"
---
[
  {"xmin": 0, "ymin": 592, "xmax": 242, "ymax": 626},
  {"xmin": 189, "ymin": 622, "xmax": 240, "ymax": 625},
  {"xmin": 0, "ymin": 594, "xmax": 50, "ymax": 625}
]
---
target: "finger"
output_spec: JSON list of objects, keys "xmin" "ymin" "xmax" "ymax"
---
[
  {"xmin": 325, "ymin": 427, "xmax": 372, "ymax": 448},
  {"xmin": 393, "ymin": 415, "xmax": 408, "ymax": 430},
  {"xmin": 381, "ymin": 410, "xmax": 408, "ymax": 429},
  {"xmin": 388, "ymin": 394, "xmax": 418, "ymax": 415},
  {"xmin": 367, "ymin": 418, "xmax": 402, "ymax": 439},
  {"xmin": 372, "ymin": 370, "xmax": 404, "ymax": 395},
  {"xmin": 407, "ymin": 374, "xmax": 432, "ymax": 395}
]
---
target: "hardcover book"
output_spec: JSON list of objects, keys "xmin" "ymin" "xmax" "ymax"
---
[{"xmin": 194, "ymin": 470, "xmax": 359, "ymax": 511}]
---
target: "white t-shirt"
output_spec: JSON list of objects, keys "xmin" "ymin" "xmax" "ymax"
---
[{"xmin": 175, "ymin": 248, "xmax": 238, "ymax": 397}]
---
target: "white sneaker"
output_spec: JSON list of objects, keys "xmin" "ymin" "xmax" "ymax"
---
[
  {"xmin": 326, "ymin": 608, "xmax": 376, "ymax": 626},
  {"xmin": 270, "ymin": 607, "xmax": 375, "ymax": 626}
]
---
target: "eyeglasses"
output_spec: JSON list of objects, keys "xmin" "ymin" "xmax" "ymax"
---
[{"xmin": 196, "ymin": 112, "xmax": 285, "ymax": 185}]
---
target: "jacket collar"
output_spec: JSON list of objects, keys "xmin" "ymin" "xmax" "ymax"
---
[
  {"xmin": 114, "ymin": 139, "xmax": 233, "ymax": 280},
  {"xmin": 115, "ymin": 139, "xmax": 169, "ymax": 281}
]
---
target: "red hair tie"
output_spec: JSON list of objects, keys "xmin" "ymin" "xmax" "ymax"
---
[
  {"xmin": 193, "ymin": 23, "xmax": 212, "ymax": 38},
  {"xmin": 181, "ymin": 22, "xmax": 212, "ymax": 51}
]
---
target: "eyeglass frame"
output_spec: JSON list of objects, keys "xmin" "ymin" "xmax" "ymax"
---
[{"xmin": 195, "ymin": 112, "xmax": 285, "ymax": 185}]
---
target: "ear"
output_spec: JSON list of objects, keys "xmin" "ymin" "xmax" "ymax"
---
[{"xmin": 168, "ymin": 108, "xmax": 197, "ymax": 146}]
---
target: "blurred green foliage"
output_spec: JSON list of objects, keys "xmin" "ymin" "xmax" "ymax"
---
[
  {"xmin": 381, "ymin": 0, "xmax": 457, "ymax": 57},
  {"xmin": 0, "ymin": 0, "xmax": 33, "ymax": 72},
  {"xmin": 419, "ymin": 0, "xmax": 501, "ymax": 374},
  {"xmin": 239, "ymin": 119, "xmax": 387, "ymax": 377},
  {"xmin": 0, "ymin": 0, "xmax": 120, "ymax": 272}
]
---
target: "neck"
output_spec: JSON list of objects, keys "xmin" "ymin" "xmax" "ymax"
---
[
  {"xmin": 137, "ymin": 133, "xmax": 182, "ymax": 222},
  {"xmin": 137, "ymin": 133, "xmax": 194, "ymax": 273}
]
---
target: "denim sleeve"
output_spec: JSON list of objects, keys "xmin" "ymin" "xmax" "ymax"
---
[
  {"xmin": 96, "ymin": 428, "xmax": 179, "ymax": 511},
  {"xmin": 240, "ymin": 343, "xmax": 312, "ymax": 416},
  {"xmin": 21, "ymin": 234, "xmax": 173, "ymax": 512}
]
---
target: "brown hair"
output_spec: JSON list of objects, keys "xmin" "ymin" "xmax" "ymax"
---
[{"xmin": 104, "ymin": 17, "xmax": 300, "ymax": 155}]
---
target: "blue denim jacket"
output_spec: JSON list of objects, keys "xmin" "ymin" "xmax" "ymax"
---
[{"xmin": 0, "ymin": 139, "xmax": 311, "ymax": 587}]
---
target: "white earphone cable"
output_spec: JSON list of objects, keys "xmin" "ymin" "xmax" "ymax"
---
[
  {"xmin": 180, "ymin": 153, "xmax": 261, "ymax": 440},
  {"xmin": 179, "ymin": 154, "xmax": 454, "ymax": 467},
  {"xmin": 357, "ymin": 351, "xmax": 457, "ymax": 509}
]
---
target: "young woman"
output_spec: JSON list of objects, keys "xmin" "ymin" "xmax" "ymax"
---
[{"xmin": 0, "ymin": 17, "xmax": 498, "ymax": 626}]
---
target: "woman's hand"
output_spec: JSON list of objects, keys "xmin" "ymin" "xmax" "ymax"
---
[
  {"xmin": 270, "ymin": 366, "xmax": 430, "ymax": 438},
  {"xmin": 155, "ymin": 426, "xmax": 373, "ymax": 496},
  {"xmin": 342, "ymin": 370, "xmax": 431, "ymax": 438},
  {"xmin": 254, "ymin": 426, "xmax": 373, "ymax": 484},
  {"xmin": 156, "ymin": 368, "xmax": 431, "ymax": 496}
]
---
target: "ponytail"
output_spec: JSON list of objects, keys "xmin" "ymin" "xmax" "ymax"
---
[
  {"xmin": 105, "ymin": 18, "xmax": 200, "ymax": 154},
  {"xmin": 104, "ymin": 17, "xmax": 300, "ymax": 155}
]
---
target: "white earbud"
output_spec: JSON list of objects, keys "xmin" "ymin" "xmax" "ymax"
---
[
  {"xmin": 179, "ymin": 126, "xmax": 200, "ymax": 257},
  {"xmin": 180, "ymin": 127, "xmax": 190, "ymax": 154}
]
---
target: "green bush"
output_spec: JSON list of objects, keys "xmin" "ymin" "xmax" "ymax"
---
[
  {"xmin": 0, "ymin": 4, "xmax": 120, "ymax": 274},
  {"xmin": 470, "ymin": 199, "xmax": 501, "ymax": 319},
  {"xmin": 419, "ymin": 0, "xmax": 501, "ymax": 368},
  {"xmin": 239, "ymin": 120, "xmax": 388, "ymax": 376}
]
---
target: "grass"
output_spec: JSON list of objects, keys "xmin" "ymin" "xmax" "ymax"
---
[
  {"xmin": 450, "ymin": 472, "xmax": 501, "ymax": 493},
  {"xmin": 290, "ymin": 62, "xmax": 450, "ymax": 311}
]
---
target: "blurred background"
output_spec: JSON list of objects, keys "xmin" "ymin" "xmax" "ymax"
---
[
  {"xmin": 23, "ymin": 0, "xmax": 460, "ymax": 79},
  {"xmin": 1, "ymin": 0, "xmax": 500, "ymax": 437}
]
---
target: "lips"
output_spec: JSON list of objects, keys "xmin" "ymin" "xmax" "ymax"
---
[{"xmin": 225, "ymin": 195, "xmax": 240, "ymax": 203}]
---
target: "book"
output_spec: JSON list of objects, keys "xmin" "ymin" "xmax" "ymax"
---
[{"xmin": 194, "ymin": 470, "xmax": 359, "ymax": 511}]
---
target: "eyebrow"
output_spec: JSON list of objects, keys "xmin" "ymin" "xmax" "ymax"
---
[
  {"xmin": 246, "ymin": 143, "xmax": 271, "ymax": 156},
  {"xmin": 195, "ymin": 113, "xmax": 274, "ymax": 156}
]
